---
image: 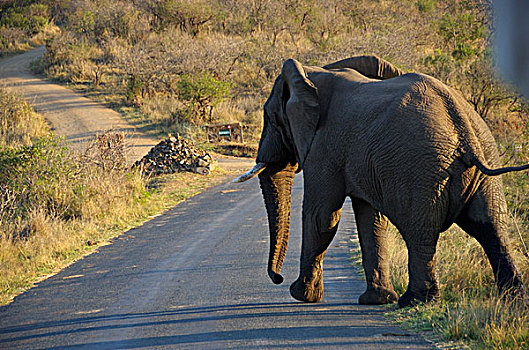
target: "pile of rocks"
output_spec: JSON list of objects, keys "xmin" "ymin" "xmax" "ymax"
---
[{"xmin": 134, "ymin": 136, "xmax": 212, "ymax": 175}]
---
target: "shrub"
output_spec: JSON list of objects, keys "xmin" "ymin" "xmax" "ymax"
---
[
  {"xmin": 0, "ymin": 136, "xmax": 81, "ymax": 232},
  {"xmin": 176, "ymin": 73, "xmax": 231, "ymax": 124},
  {"xmin": 0, "ymin": 3, "xmax": 50, "ymax": 34},
  {"xmin": 44, "ymin": 33, "xmax": 106, "ymax": 84},
  {"xmin": 0, "ymin": 88, "xmax": 47, "ymax": 147}
]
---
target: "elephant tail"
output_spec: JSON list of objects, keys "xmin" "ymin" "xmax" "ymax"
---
[{"xmin": 463, "ymin": 152, "xmax": 529, "ymax": 176}]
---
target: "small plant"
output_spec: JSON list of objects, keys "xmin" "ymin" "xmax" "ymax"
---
[
  {"xmin": 176, "ymin": 73, "xmax": 231, "ymax": 124},
  {"xmin": 416, "ymin": 0, "xmax": 437, "ymax": 13}
]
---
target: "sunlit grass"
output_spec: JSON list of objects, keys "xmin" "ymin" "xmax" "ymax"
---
[{"xmin": 0, "ymin": 87, "xmax": 47, "ymax": 147}]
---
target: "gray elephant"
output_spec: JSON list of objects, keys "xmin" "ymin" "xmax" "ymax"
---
[{"xmin": 235, "ymin": 56, "xmax": 528, "ymax": 307}]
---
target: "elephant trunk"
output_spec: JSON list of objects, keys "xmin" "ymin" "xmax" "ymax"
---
[{"xmin": 258, "ymin": 162, "xmax": 296, "ymax": 285}]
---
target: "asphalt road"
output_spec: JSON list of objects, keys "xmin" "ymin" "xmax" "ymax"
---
[
  {"xmin": 0, "ymin": 176, "xmax": 434, "ymax": 349},
  {"xmin": 0, "ymin": 48, "xmax": 435, "ymax": 349}
]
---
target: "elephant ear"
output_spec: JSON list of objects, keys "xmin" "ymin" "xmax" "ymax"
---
[
  {"xmin": 281, "ymin": 59, "xmax": 319, "ymax": 169},
  {"xmin": 323, "ymin": 55, "xmax": 404, "ymax": 80}
]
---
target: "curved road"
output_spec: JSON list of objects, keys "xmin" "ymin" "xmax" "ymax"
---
[
  {"xmin": 0, "ymin": 47, "xmax": 255, "ymax": 171},
  {"xmin": 0, "ymin": 47, "xmax": 157, "ymax": 161},
  {"xmin": 0, "ymin": 48, "xmax": 435, "ymax": 349}
]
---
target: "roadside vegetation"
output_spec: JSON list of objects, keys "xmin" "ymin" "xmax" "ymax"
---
[
  {"xmin": 0, "ymin": 87, "xmax": 230, "ymax": 305},
  {"xmin": 1, "ymin": 0, "xmax": 529, "ymax": 348},
  {"xmin": 0, "ymin": 1, "xmax": 59, "ymax": 57}
]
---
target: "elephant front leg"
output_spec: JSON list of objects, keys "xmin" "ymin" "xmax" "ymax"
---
[
  {"xmin": 290, "ymin": 196, "xmax": 344, "ymax": 303},
  {"xmin": 352, "ymin": 199, "xmax": 398, "ymax": 305}
]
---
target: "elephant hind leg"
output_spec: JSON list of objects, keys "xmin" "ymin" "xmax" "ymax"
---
[
  {"xmin": 455, "ymin": 180, "xmax": 526, "ymax": 299},
  {"xmin": 352, "ymin": 199, "xmax": 398, "ymax": 305},
  {"xmin": 398, "ymin": 232, "xmax": 441, "ymax": 308}
]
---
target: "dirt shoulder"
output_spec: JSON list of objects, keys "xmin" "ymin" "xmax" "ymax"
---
[
  {"xmin": 0, "ymin": 47, "xmax": 151, "ymax": 161},
  {"xmin": 0, "ymin": 46, "xmax": 254, "ymax": 172}
]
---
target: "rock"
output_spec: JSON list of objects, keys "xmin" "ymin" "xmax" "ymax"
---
[
  {"xmin": 195, "ymin": 167, "xmax": 210, "ymax": 175},
  {"xmin": 133, "ymin": 135, "xmax": 212, "ymax": 176}
]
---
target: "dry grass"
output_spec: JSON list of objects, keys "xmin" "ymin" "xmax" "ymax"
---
[{"xmin": 0, "ymin": 87, "xmax": 48, "ymax": 147}]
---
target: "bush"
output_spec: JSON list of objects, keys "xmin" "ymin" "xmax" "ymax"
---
[
  {"xmin": 44, "ymin": 33, "xmax": 106, "ymax": 84},
  {"xmin": 0, "ymin": 88, "xmax": 47, "ymax": 147},
  {"xmin": 0, "ymin": 136, "xmax": 80, "ymax": 232},
  {"xmin": 0, "ymin": 3, "xmax": 50, "ymax": 34},
  {"xmin": 176, "ymin": 73, "xmax": 231, "ymax": 124}
]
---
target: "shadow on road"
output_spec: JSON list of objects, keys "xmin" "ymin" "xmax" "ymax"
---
[{"xmin": 1, "ymin": 302, "xmax": 414, "ymax": 349}]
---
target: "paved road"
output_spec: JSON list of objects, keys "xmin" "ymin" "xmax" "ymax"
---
[
  {"xmin": 0, "ymin": 47, "xmax": 156, "ymax": 162},
  {"xmin": 0, "ymin": 176, "xmax": 434, "ymax": 349},
  {"xmin": 0, "ymin": 49, "xmax": 435, "ymax": 348}
]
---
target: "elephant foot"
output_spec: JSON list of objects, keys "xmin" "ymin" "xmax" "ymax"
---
[
  {"xmin": 290, "ymin": 276, "xmax": 323, "ymax": 303},
  {"xmin": 397, "ymin": 287, "xmax": 440, "ymax": 308},
  {"xmin": 358, "ymin": 286, "xmax": 398, "ymax": 305}
]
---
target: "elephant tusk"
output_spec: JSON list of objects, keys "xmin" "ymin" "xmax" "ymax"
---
[{"xmin": 233, "ymin": 163, "xmax": 267, "ymax": 183}]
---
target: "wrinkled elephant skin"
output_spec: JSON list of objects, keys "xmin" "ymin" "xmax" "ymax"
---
[{"xmin": 241, "ymin": 55, "xmax": 527, "ymax": 308}]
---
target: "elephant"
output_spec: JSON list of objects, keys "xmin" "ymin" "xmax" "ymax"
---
[{"xmin": 234, "ymin": 55, "xmax": 529, "ymax": 307}]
